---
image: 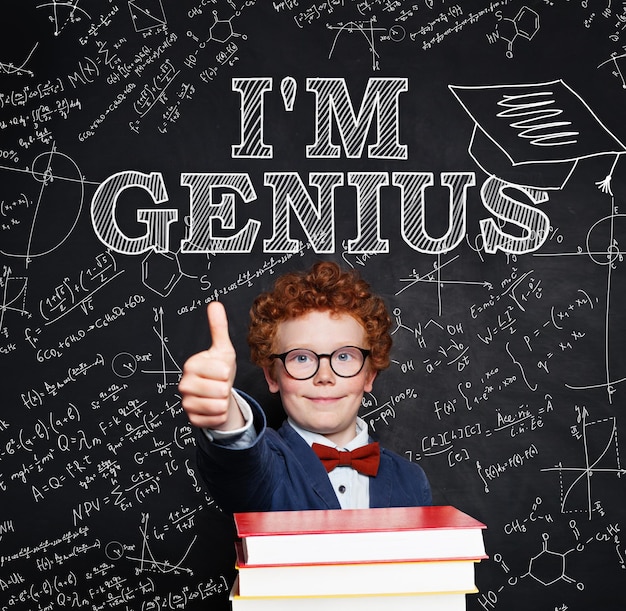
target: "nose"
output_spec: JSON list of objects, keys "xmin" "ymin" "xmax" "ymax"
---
[{"xmin": 313, "ymin": 355, "xmax": 335, "ymax": 383}]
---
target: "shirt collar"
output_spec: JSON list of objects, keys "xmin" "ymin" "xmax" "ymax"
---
[{"xmin": 287, "ymin": 416, "xmax": 370, "ymax": 451}]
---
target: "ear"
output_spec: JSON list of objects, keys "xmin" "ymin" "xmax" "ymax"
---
[
  {"xmin": 364, "ymin": 369, "xmax": 377, "ymax": 393},
  {"xmin": 263, "ymin": 366, "xmax": 280, "ymax": 393}
]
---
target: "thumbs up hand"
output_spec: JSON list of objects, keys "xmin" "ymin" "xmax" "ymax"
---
[{"xmin": 179, "ymin": 301, "xmax": 244, "ymax": 430}]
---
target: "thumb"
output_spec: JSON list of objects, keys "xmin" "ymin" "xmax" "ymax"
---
[{"xmin": 207, "ymin": 301, "xmax": 234, "ymax": 353}]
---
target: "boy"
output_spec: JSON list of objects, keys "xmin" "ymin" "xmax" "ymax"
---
[{"xmin": 179, "ymin": 261, "xmax": 431, "ymax": 513}]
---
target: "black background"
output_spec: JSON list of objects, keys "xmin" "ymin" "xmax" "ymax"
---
[{"xmin": 1, "ymin": 1, "xmax": 626, "ymax": 609}]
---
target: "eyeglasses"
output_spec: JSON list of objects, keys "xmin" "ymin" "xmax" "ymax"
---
[{"xmin": 271, "ymin": 346, "xmax": 371, "ymax": 380}]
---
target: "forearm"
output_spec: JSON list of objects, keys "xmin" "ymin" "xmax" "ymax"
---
[
  {"xmin": 194, "ymin": 392, "xmax": 278, "ymax": 513},
  {"xmin": 202, "ymin": 390, "xmax": 257, "ymax": 448}
]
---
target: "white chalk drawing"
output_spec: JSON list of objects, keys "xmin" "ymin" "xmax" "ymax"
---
[
  {"xmin": 491, "ymin": 6, "xmax": 540, "ymax": 59},
  {"xmin": 128, "ymin": 0, "xmax": 167, "ymax": 33},
  {"xmin": 598, "ymin": 52, "xmax": 626, "ymax": 89},
  {"xmin": 327, "ymin": 19, "xmax": 408, "ymax": 71},
  {"xmin": 141, "ymin": 250, "xmax": 183, "ymax": 297},
  {"xmin": 207, "ymin": 9, "xmax": 246, "ymax": 44},
  {"xmin": 109, "ymin": 513, "xmax": 196, "ymax": 575},
  {"xmin": 542, "ymin": 408, "xmax": 625, "ymax": 519},
  {"xmin": 327, "ymin": 18, "xmax": 384, "ymax": 71},
  {"xmin": 533, "ymin": 203, "xmax": 626, "ymax": 404},
  {"xmin": 395, "ymin": 255, "xmax": 492, "ymax": 316},
  {"xmin": 0, "ymin": 267, "xmax": 29, "ymax": 335},
  {"xmin": 519, "ymin": 533, "xmax": 582, "ymax": 589},
  {"xmin": 36, "ymin": 1, "xmax": 90, "ymax": 36},
  {"xmin": 140, "ymin": 307, "xmax": 182, "ymax": 393},
  {"xmin": 0, "ymin": 43, "xmax": 38, "ymax": 77},
  {"xmin": 111, "ymin": 352, "xmax": 138, "ymax": 378},
  {"xmin": 0, "ymin": 145, "xmax": 93, "ymax": 267},
  {"xmin": 449, "ymin": 80, "xmax": 626, "ymax": 192}
]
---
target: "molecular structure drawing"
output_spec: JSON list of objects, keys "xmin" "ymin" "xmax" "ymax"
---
[
  {"xmin": 519, "ymin": 533, "xmax": 583, "ymax": 589},
  {"xmin": 207, "ymin": 9, "xmax": 246, "ymax": 44},
  {"xmin": 497, "ymin": 6, "xmax": 540, "ymax": 58}
]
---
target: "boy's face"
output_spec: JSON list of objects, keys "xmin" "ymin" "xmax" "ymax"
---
[{"xmin": 263, "ymin": 310, "xmax": 377, "ymax": 447}]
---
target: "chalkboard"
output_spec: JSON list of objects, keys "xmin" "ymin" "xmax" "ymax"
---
[{"xmin": 1, "ymin": 1, "xmax": 625, "ymax": 609}]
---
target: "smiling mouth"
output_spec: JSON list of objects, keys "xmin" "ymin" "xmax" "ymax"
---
[{"xmin": 308, "ymin": 395, "xmax": 339, "ymax": 401}]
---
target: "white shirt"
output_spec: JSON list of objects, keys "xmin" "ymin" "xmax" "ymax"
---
[
  {"xmin": 287, "ymin": 416, "xmax": 371, "ymax": 509},
  {"xmin": 204, "ymin": 391, "xmax": 372, "ymax": 509}
]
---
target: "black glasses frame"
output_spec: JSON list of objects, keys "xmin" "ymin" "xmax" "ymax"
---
[{"xmin": 271, "ymin": 346, "xmax": 371, "ymax": 380}]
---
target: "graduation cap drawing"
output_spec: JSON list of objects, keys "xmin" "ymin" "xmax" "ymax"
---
[{"xmin": 449, "ymin": 79, "xmax": 626, "ymax": 192}]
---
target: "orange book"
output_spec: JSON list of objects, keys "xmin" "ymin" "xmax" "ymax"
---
[{"xmin": 229, "ymin": 575, "xmax": 472, "ymax": 610}]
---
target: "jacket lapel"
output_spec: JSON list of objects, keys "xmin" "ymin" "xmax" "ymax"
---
[
  {"xmin": 278, "ymin": 422, "xmax": 342, "ymax": 509},
  {"xmin": 368, "ymin": 448, "xmax": 393, "ymax": 508}
]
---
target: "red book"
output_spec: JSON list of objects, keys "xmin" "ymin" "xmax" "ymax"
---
[{"xmin": 234, "ymin": 505, "xmax": 486, "ymax": 566}]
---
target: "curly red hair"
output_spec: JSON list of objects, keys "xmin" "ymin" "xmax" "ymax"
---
[{"xmin": 247, "ymin": 261, "xmax": 392, "ymax": 371}]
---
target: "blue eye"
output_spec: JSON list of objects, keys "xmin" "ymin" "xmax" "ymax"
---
[
  {"xmin": 286, "ymin": 350, "xmax": 315, "ymax": 366},
  {"xmin": 335, "ymin": 348, "xmax": 359, "ymax": 362}
]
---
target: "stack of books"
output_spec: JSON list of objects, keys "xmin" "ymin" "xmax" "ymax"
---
[{"xmin": 229, "ymin": 505, "xmax": 487, "ymax": 610}]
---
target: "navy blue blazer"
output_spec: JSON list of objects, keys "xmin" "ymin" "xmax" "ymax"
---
[{"xmin": 194, "ymin": 392, "xmax": 432, "ymax": 513}]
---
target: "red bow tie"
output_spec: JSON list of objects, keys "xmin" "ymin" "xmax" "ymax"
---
[{"xmin": 312, "ymin": 442, "xmax": 380, "ymax": 477}]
